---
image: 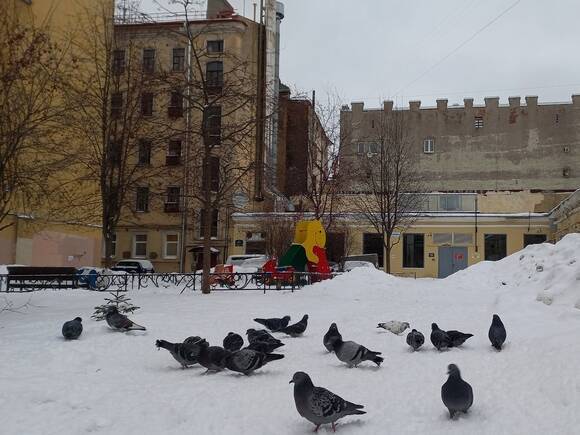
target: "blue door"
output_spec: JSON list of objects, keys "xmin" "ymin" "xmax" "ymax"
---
[{"xmin": 438, "ymin": 247, "xmax": 468, "ymax": 278}]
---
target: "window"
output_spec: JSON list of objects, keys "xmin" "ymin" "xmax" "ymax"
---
[
  {"xmin": 164, "ymin": 233, "xmax": 180, "ymax": 259},
  {"xmin": 207, "ymin": 40, "xmax": 224, "ymax": 53},
  {"xmin": 357, "ymin": 143, "xmax": 365, "ymax": 154},
  {"xmin": 203, "ymin": 106, "xmax": 222, "ymax": 145},
  {"xmin": 524, "ymin": 234, "xmax": 547, "ymax": 248},
  {"xmin": 440, "ymin": 194, "xmax": 460, "ymax": 211},
  {"xmin": 133, "ymin": 233, "xmax": 148, "ymax": 258},
  {"xmin": 142, "ymin": 48, "xmax": 155, "ymax": 73},
  {"xmin": 363, "ymin": 233, "xmax": 383, "ymax": 268},
  {"xmin": 206, "ymin": 61, "xmax": 223, "ymax": 88},
  {"xmin": 368, "ymin": 143, "xmax": 379, "ymax": 154},
  {"xmin": 166, "ymin": 140, "xmax": 182, "ymax": 165},
  {"xmin": 107, "ymin": 140, "xmax": 122, "ymax": 166},
  {"xmin": 172, "ymin": 47, "xmax": 185, "ymax": 71},
  {"xmin": 484, "ymin": 234, "xmax": 506, "ymax": 261},
  {"xmin": 136, "ymin": 187, "xmax": 149, "ymax": 212},
  {"xmin": 111, "ymin": 93, "xmax": 122, "ymax": 118},
  {"xmin": 138, "ymin": 139, "xmax": 151, "ymax": 165},
  {"xmin": 403, "ymin": 234, "xmax": 424, "ymax": 268},
  {"xmin": 164, "ymin": 186, "xmax": 181, "ymax": 212},
  {"xmin": 199, "ymin": 209, "xmax": 219, "ymax": 238},
  {"xmin": 423, "ymin": 138, "xmax": 434, "ymax": 153},
  {"xmin": 141, "ymin": 92, "xmax": 153, "ymax": 116},
  {"xmin": 202, "ymin": 156, "xmax": 220, "ymax": 192},
  {"xmin": 112, "ymin": 49, "xmax": 125, "ymax": 74},
  {"xmin": 168, "ymin": 91, "xmax": 183, "ymax": 118},
  {"xmin": 102, "ymin": 233, "xmax": 116, "ymax": 258},
  {"xmin": 474, "ymin": 116, "xmax": 484, "ymax": 128}
]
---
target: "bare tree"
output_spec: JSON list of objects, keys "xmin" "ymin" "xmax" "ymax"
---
[
  {"xmin": 0, "ymin": 7, "xmax": 72, "ymax": 232},
  {"xmin": 261, "ymin": 214, "xmax": 298, "ymax": 258},
  {"xmin": 352, "ymin": 109, "xmax": 424, "ymax": 273}
]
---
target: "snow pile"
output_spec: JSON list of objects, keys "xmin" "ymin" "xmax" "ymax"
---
[{"xmin": 447, "ymin": 233, "xmax": 580, "ymax": 309}]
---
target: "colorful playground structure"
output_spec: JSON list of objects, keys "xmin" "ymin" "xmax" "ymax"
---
[{"xmin": 262, "ymin": 219, "xmax": 331, "ymax": 286}]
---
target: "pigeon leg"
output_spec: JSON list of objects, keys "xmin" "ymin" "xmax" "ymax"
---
[
  {"xmin": 313, "ymin": 424, "xmax": 320, "ymax": 432},
  {"xmin": 332, "ymin": 422, "xmax": 337, "ymax": 432}
]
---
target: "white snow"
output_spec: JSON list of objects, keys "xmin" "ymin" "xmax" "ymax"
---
[{"xmin": 0, "ymin": 234, "xmax": 579, "ymax": 435}]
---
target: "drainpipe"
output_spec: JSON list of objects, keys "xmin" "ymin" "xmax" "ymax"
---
[{"xmin": 474, "ymin": 195, "xmax": 478, "ymax": 253}]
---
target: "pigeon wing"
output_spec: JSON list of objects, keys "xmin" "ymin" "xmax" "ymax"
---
[{"xmin": 310, "ymin": 387, "xmax": 346, "ymax": 418}]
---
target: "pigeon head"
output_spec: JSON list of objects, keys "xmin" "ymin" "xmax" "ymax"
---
[
  {"xmin": 402, "ymin": 322, "xmax": 410, "ymax": 328},
  {"xmin": 106, "ymin": 306, "xmax": 119, "ymax": 314},
  {"xmin": 330, "ymin": 322, "xmax": 338, "ymax": 329},
  {"xmin": 246, "ymin": 329, "xmax": 255, "ymax": 335},
  {"xmin": 227, "ymin": 332, "xmax": 235, "ymax": 336},
  {"xmin": 447, "ymin": 364, "xmax": 461, "ymax": 377},
  {"xmin": 431, "ymin": 323, "xmax": 439, "ymax": 331},
  {"xmin": 283, "ymin": 316, "xmax": 291, "ymax": 322},
  {"xmin": 74, "ymin": 317, "xmax": 82, "ymax": 322},
  {"xmin": 492, "ymin": 314, "xmax": 501, "ymax": 323},
  {"xmin": 411, "ymin": 328, "xmax": 417, "ymax": 333},
  {"xmin": 376, "ymin": 323, "xmax": 383, "ymax": 328},
  {"xmin": 302, "ymin": 315, "xmax": 309, "ymax": 321},
  {"xmin": 289, "ymin": 371, "xmax": 312, "ymax": 385}
]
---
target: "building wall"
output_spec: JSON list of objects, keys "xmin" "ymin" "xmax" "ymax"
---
[
  {"xmin": 552, "ymin": 189, "xmax": 580, "ymax": 241},
  {"xmin": 340, "ymin": 96, "xmax": 580, "ymax": 191}
]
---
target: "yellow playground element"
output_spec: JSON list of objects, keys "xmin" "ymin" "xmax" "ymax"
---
[{"xmin": 293, "ymin": 220, "xmax": 326, "ymax": 263}]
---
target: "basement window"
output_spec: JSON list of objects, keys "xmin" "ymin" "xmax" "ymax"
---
[
  {"xmin": 474, "ymin": 117, "xmax": 484, "ymax": 128},
  {"xmin": 423, "ymin": 138, "xmax": 434, "ymax": 153}
]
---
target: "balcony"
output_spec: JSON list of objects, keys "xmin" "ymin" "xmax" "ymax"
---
[
  {"xmin": 166, "ymin": 155, "xmax": 181, "ymax": 166},
  {"xmin": 164, "ymin": 203, "xmax": 181, "ymax": 213}
]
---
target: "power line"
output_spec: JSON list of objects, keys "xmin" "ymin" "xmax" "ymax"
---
[{"xmin": 394, "ymin": 0, "xmax": 522, "ymax": 97}]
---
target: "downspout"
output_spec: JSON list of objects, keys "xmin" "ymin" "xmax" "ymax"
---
[{"xmin": 474, "ymin": 195, "xmax": 478, "ymax": 253}]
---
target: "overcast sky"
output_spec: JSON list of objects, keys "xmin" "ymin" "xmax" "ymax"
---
[{"xmin": 138, "ymin": 0, "xmax": 580, "ymax": 108}]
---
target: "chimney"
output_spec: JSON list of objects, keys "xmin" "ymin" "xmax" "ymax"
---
[
  {"xmin": 383, "ymin": 100, "xmax": 393, "ymax": 112},
  {"xmin": 409, "ymin": 100, "xmax": 421, "ymax": 112},
  {"xmin": 508, "ymin": 96, "xmax": 521, "ymax": 108},
  {"xmin": 572, "ymin": 95, "xmax": 580, "ymax": 106},
  {"xmin": 436, "ymin": 99, "xmax": 448, "ymax": 111},
  {"xmin": 485, "ymin": 97, "xmax": 500, "ymax": 110},
  {"xmin": 525, "ymin": 95, "xmax": 538, "ymax": 108},
  {"xmin": 351, "ymin": 102, "xmax": 364, "ymax": 115},
  {"xmin": 463, "ymin": 98, "xmax": 474, "ymax": 109}
]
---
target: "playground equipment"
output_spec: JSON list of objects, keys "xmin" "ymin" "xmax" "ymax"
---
[{"xmin": 262, "ymin": 219, "xmax": 331, "ymax": 286}]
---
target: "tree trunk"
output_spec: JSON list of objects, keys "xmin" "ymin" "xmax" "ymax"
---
[
  {"xmin": 384, "ymin": 244, "xmax": 391, "ymax": 274},
  {"xmin": 201, "ymin": 153, "xmax": 213, "ymax": 294}
]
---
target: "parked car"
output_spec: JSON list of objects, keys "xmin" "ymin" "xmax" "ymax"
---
[
  {"xmin": 225, "ymin": 254, "xmax": 268, "ymax": 267},
  {"xmin": 343, "ymin": 260, "xmax": 376, "ymax": 272},
  {"xmin": 111, "ymin": 259, "xmax": 155, "ymax": 274}
]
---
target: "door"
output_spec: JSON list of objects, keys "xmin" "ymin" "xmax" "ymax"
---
[{"xmin": 438, "ymin": 247, "xmax": 468, "ymax": 278}]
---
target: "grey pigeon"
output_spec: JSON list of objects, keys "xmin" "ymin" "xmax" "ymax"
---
[
  {"xmin": 246, "ymin": 328, "xmax": 282, "ymax": 345},
  {"xmin": 280, "ymin": 314, "xmax": 308, "ymax": 337},
  {"xmin": 62, "ymin": 317, "xmax": 83, "ymax": 340},
  {"xmin": 446, "ymin": 330, "xmax": 474, "ymax": 347},
  {"xmin": 290, "ymin": 371, "xmax": 365, "ymax": 432},
  {"xmin": 331, "ymin": 337, "xmax": 383, "ymax": 367},
  {"xmin": 223, "ymin": 332, "xmax": 244, "ymax": 352},
  {"xmin": 225, "ymin": 349, "xmax": 284, "ymax": 375},
  {"xmin": 253, "ymin": 315, "xmax": 291, "ymax": 332},
  {"xmin": 197, "ymin": 341, "xmax": 230, "ymax": 372},
  {"xmin": 406, "ymin": 329, "xmax": 424, "ymax": 351},
  {"xmin": 441, "ymin": 364, "xmax": 474, "ymax": 419},
  {"xmin": 155, "ymin": 337, "xmax": 206, "ymax": 368},
  {"xmin": 246, "ymin": 340, "xmax": 284, "ymax": 353},
  {"xmin": 377, "ymin": 321, "xmax": 410, "ymax": 335},
  {"xmin": 323, "ymin": 323, "xmax": 342, "ymax": 353},
  {"xmin": 488, "ymin": 314, "xmax": 507, "ymax": 350},
  {"xmin": 105, "ymin": 306, "xmax": 146, "ymax": 331},
  {"xmin": 430, "ymin": 323, "xmax": 452, "ymax": 351}
]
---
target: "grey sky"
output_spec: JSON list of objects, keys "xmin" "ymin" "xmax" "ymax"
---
[{"xmin": 138, "ymin": 0, "xmax": 580, "ymax": 108}]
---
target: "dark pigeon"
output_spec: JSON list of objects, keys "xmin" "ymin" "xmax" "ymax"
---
[
  {"xmin": 430, "ymin": 323, "xmax": 452, "ymax": 351},
  {"xmin": 246, "ymin": 340, "xmax": 284, "ymax": 353},
  {"xmin": 488, "ymin": 314, "xmax": 507, "ymax": 350},
  {"xmin": 155, "ymin": 337, "xmax": 206, "ymax": 368},
  {"xmin": 323, "ymin": 323, "xmax": 342, "ymax": 353},
  {"xmin": 223, "ymin": 332, "xmax": 244, "ymax": 352},
  {"xmin": 332, "ymin": 337, "xmax": 383, "ymax": 367},
  {"xmin": 253, "ymin": 316, "xmax": 291, "ymax": 332},
  {"xmin": 225, "ymin": 349, "xmax": 284, "ymax": 375},
  {"xmin": 105, "ymin": 306, "xmax": 146, "ymax": 331},
  {"xmin": 406, "ymin": 329, "xmax": 425, "ymax": 351},
  {"xmin": 441, "ymin": 364, "xmax": 474, "ymax": 419},
  {"xmin": 62, "ymin": 317, "xmax": 83, "ymax": 340},
  {"xmin": 197, "ymin": 341, "xmax": 230, "ymax": 372},
  {"xmin": 280, "ymin": 314, "xmax": 308, "ymax": 337},
  {"xmin": 290, "ymin": 371, "xmax": 365, "ymax": 432},
  {"xmin": 446, "ymin": 330, "xmax": 474, "ymax": 347},
  {"xmin": 246, "ymin": 329, "xmax": 281, "ymax": 345}
]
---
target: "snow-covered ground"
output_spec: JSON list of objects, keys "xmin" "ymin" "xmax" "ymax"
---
[{"xmin": 1, "ymin": 234, "xmax": 579, "ymax": 435}]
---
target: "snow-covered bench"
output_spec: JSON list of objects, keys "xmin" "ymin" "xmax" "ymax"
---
[{"xmin": 5, "ymin": 266, "xmax": 79, "ymax": 292}]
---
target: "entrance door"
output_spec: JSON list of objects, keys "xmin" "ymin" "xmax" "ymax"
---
[{"xmin": 438, "ymin": 247, "xmax": 468, "ymax": 278}]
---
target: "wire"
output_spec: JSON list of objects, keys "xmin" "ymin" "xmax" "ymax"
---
[{"xmin": 394, "ymin": 0, "xmax": 522, "ymax": 96}]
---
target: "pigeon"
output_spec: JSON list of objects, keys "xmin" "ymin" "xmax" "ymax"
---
[
  {"xmin": 155, "ymin": 337, "xmax": 206, "ymax": 368},
  {"xmin": 197, "ymin": 341, "xmax": 230, "ymax": 372},
  {"xmin": 183, "ymin": 336, "xmax": 207, "ymax": 346},
  {"xmin": 246, "ymin": 340, "xmax": 284, "ymax": 353},
  {"xmin": 290, "ymin": 371, "xmax": 365, "ymax": 432},
  {"xmin": 225, "ymin": 349, "xmax": 284, "ymax": 375},
  {"xmin": 377, "ymin": 321, "xmax": 410, "ymax": 335},
  {"xmin": 441, "ymin": 364, "xmax": 474, "ymax": 419},
  {"xmin": 253, "ymin": 316, "xmax": 291, "ymax": 332},
  {"xmin": 62, "ymin": 317, "xmax": 83, "ymax": 339},
  {"xmin": 323, "ymin": 323, "xmax": 342, "ymax": 353},
  {"xmin": 430, "ymin": 323, "xmax": 452, "ymax": 351},
  {"xmin": 406, "ymin": 329, "xmax": 425, "ymax": 351},
  {"xmin": 223, "ymin": 332, "xmax": 244, "ymax": 352},
  {"xmin": 488, "ymin": 314, "xmax": 507, "ymax": 351},
  {"xmin": 280, "ymin": 314, "xmax": 308, "ymax": 337},
  {"xmin": 246, "ymin": 328, "xmax": 281, "ymax": 345},
  {"xmin": 105, "ymin": 306, "xmax": 146, "ymax": 331},
  {"xmin": 446, "ymin": 330, "xmax": 474, "ymax": 347},
  {"xmin": 331, "ymin": 337, "xmax": 383, "ymax": 367}
]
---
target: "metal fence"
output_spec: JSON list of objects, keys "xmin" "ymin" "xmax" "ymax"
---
[{"xmin": 0, "ymin": 271, "xmax": 342, "ymax": 294}]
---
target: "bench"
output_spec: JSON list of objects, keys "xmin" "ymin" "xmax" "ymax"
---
[{"xmin": 5, "ymin": 266, "xmax": 79, "ymax": 291}]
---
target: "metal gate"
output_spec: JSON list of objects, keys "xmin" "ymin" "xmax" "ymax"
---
[{"xmin": 438, "ymin": 247, "xmax": 468, "ymax": 278}]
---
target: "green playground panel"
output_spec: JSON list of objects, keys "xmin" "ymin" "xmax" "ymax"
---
[{"xmin": 279, "ymin": 244, "xmax": 308, "ymax": 272}]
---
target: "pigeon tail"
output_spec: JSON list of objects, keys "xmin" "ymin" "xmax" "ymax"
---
[
  {"xmin": 264, "ymin": 353, "xmax": 285, "ymax": 363},
  {"xmin": 128, "ymin": 322, "xmax": 146, "ymax": 331},
  {"xmin": 346, "ymin": 402, "xmax": 366, "ymax": 415},
  {"xmin": 365, "ymin": 351, "xmax": 383, "ymax": 367},
  {"xmin": 492, "ymin": 342, "xmax": 503, "ymax": 351}
]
